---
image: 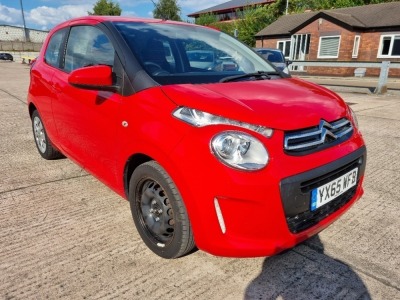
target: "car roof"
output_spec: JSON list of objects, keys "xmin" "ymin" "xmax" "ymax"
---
[{"xmin": 50, "ymin": 16, "xmax": 200, "ymax": 35}]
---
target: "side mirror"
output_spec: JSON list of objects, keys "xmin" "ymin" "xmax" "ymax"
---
[
  {"xmin": 286, "ymin": 60, "xmax": 293, "ymax": 66},
  {"xmin": 68, "ymin": 65, "xmax": 119, "ymax": 93}
]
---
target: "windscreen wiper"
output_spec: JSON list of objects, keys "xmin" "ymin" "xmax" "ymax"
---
[{"xmin": 220, "ymin": 71, "xmax": 279, "ymax": 83}]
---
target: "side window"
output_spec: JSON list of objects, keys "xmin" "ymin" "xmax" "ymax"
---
[
  {"xmin": 44, "ymin": 29, "xmax": 66, "ymax": 68},
  {"xmin": 64, "ymin": 26, "xmax": 115, "ymax": 73}
]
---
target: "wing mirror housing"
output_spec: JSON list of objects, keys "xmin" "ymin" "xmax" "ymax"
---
[{"xmin": 68, "ymin": 65, "xmax": 120, "ymax": 93}]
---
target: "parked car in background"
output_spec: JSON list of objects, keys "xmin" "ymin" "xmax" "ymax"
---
[
  {"xmin": 217, "ymin": 56, "xmax": 239, "ymax": 71},
  {"xmin": 28, "ymin": 16, "xmax": 366, "ymax": 259},
  {"xmin": 187, "ymin": 50, "xmax": 215, "ymax": 70},
  {"xmin": 255, "ymin": 48, "xmax": 291, "ymax": 74},
  {"xmin": 0, "ymin": 53, "xmax": 13, "ymax": 61}
]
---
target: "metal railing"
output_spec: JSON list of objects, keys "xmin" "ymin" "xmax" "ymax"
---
[{"xmin": 290, "ymin": 61, "xmax": 400, "ymax": 94}]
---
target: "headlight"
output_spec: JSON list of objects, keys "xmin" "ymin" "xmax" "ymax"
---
[
  {"xmin": 348, "ymin": 105, "xmax": 359, "ymax": 129},
  {"xmin": 211, "ymin": 131, "xmax": 269, "ymax": 171},
  {"xmin": 173, "ymin": 107, "xmax": 273, "ymax": 138}
]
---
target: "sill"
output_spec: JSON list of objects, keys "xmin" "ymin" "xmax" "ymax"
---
[
  {"xmin": 317, "ymin": 56, "xmax": 339, "ymax": 59},
  {"xmin": 377, "ymin": 55, "xmax": 400, "ymax": 59}
]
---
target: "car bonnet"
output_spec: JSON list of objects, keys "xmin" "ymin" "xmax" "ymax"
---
[{"xmin": 161, "ymin": 78, "xmax": 348, "ymax": 131}]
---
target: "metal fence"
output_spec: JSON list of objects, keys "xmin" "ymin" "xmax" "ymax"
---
[{"xmin": 290, "ymin": 61, "xmax": 400, "ymax": 94}]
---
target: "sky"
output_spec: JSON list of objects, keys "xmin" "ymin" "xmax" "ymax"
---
[{"xmin": 0, "ymin": 0, "xmax": 227, "ymax": 31}]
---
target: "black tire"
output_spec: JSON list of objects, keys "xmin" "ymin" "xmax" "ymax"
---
[
  {"xmin": 31, "ymin": 110, "xmax": 63, "ymax": 160},
  {"xmin": 129, "ymin": 161, "xmax": 195, "ymax": 259}
]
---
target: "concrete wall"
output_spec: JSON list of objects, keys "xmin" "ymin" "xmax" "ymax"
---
[
  {"xmin": 0, "ymin": 41, "xmax": 42, "ymax": 52},
  {"xmin": 0, "ymin": 25, "xmax": 48, "ymax": 43},
  {"xmin": 0, "ymin": 25, "xmax": 45, "ymax": 63}
]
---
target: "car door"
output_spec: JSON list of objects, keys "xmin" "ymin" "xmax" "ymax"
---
[
  {"xmin": 29, "ymin": 28, "xmax": 68, "ymax": 145},
  {"xmin": 51, "ymin": 24, "xmax": 121, "ymax": 187}
]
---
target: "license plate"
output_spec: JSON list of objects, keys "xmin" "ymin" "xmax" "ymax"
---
[{"xmin": 311, "ymin": 168, "xmax": 358, "ymax": 211}]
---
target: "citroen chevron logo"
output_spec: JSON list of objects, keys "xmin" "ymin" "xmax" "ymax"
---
[{"xmin": 319, "ymin": 120, "xmax": 338, "ymax": 141}]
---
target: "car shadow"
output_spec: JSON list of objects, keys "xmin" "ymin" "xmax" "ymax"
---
[{"xmin": 244, "ymin": 235, "xmax": 371, "ymax": 299}]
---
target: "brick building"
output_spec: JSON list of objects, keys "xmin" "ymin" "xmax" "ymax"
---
[
  {"xmin": 255, "ymin": 2, "xmax": 400, "ymax": 77},
  {"xmin": 188, "ymin": 0, "xmax": 274, "ymax": 22}
]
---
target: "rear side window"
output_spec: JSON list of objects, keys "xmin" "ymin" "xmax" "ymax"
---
[
  {"xmin": 44, "ymin": 29, "xmax": 67, "ymax": 68},
  {"xmin": 64, "ymin": 26, "xmax": 115, "ymax": 73}
]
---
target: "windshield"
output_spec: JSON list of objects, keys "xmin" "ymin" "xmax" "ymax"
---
[{"xmin": 113, "ymin": 22, "xmax": 277, "ymax": 85}]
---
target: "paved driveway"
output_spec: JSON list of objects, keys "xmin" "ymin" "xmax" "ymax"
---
[{"xmin": 1, "ymin": 62, "xmax": 399, "ymax": 299}]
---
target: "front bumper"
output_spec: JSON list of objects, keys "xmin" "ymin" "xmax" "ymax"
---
[
  {"xmin": 167, "ymin": 126, "xmax": 366, "ymax": 257},
  {"xmin": 280, "ymin": 146, "xmax": 366, "ymax": 234}
]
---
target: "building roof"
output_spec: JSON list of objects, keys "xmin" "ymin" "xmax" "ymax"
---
[
  {"xmin": 188, "ymin": 0, "xmax": 274, "ymax": 18},
  {"xmin": 256, "ymin": 12, "xmax": 317, "ymax": 37},
  {"xmin": 256, "ymin": 2, "xmax": 400, "ymax": 37}
]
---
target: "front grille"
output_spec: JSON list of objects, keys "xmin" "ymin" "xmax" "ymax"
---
[
  {"xmin": 284, "ymin": 118, "xmax": 353, "ymax": 155},
  {"xmin": 280, "ymin": 147, "xmax": 366, "ymax": 234}
]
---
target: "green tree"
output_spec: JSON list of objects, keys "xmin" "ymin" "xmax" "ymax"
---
[
  {"xmin": 234, "ymin": 4, "xmax": 282, "ymax": 46},
  {"xmin": 195, "ymin": 13, "xmax": 218, "ymax": 26},
  {"xmin": 194, "ymin": 4, "xmax": 282, "ymax": 46},
  {"xmin": 89, "ymin": 0, "xmax": 121, "ymax": 16},
  {"xmin": 288, "ymin": 0, "xmax": 395, "ymax": 12},
  {"xmin": 153, "ymin": 0, "xmax": 182, "ymax": 21}
]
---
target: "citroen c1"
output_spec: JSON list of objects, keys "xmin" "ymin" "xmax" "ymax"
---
[{"xmin": 28, "ymin": 16, "xmax": 366, "ymax": 259}]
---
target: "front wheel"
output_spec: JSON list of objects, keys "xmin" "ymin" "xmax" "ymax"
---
[{"xmin": 129, "ymin": 161, "xmax": 195, "ymax": 258}]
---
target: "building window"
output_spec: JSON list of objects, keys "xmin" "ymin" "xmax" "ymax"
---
[
  {"xmin": 378, "ymin": 34, "xmax": 400, "ymax": 58},
  {"xmin": 318, "ymin": 36, "xmax": 341, "ymax": 58},
  {"xmin": 352, "ymin": 35, "xmax": 360, "ymax": 58},
  {"xmin": 216, "ymin": 12, "xmax": 237, "ymax": 21},
  {"xmin": 277, "ymin": 40, "xmax": 291, "ymax": 58}
]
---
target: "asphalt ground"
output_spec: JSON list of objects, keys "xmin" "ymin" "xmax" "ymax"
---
[{"xmin": 0, "ymin": 61, "xmax": 399, "ymax": 299}]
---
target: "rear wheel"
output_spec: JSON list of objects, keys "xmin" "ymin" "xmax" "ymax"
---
[
  {"xmin": 129, "ymin": 161, "xmax": 195, "ymax": 258},
  {"xmin": 31, "ymin": 110, "xmax": 63, "ymax": 160}
]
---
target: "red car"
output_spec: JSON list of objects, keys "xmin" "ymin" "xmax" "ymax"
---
[{"xmin": 28, "ymin": 16, "xmax": 366, "ymax": 258}]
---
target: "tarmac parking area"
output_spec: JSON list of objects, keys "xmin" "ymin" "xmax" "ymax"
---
[{"xmin": 0, "ymin": 61, "xmax": 399, "ymax": 299}]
